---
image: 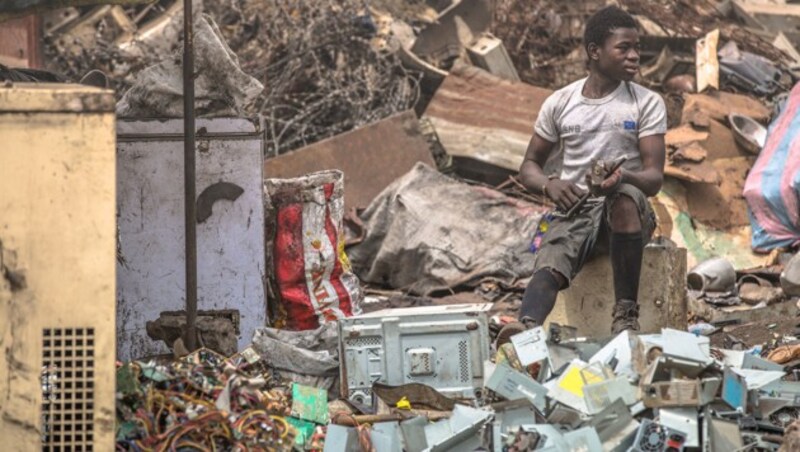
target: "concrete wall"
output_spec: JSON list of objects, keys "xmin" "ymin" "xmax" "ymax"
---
[
  {"xmin": 0, "ymin": 84, "xmax": 116, "ymax": 450},
  {"xmin": 546, "ymin": 245, "xmax": 688, "ymax": 337}
]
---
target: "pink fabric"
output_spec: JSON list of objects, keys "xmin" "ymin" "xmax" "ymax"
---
[{"xmin": 744, "ymin": 83, "xmax": 800, "ymax": 244}]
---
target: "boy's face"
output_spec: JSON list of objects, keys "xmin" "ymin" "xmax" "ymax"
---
[{"xmin": 591, "ymin": 27, "xmax": 640, "ymax": 81}]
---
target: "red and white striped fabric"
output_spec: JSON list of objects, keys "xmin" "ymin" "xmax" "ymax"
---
[{"xmin": 265, "ymin": 170, "xmax": 362, "ymax": 330}]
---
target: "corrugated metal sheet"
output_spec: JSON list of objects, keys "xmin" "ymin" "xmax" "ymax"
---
[
  {"xmin": 423, "ymin": 63, "xmax": 552, "ymax": 171},
  {"xmin": 264, "ymin": 111, "xmax": 436, "ymax": 210}
]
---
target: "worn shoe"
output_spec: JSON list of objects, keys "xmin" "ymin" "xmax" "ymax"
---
[
  {"xmin": 611, "ymin": 299, "xmax": 640, "ymax": 335},
  {"xmin": 495, "ymin": 316, "xmax": 537, "ymax": 348}
]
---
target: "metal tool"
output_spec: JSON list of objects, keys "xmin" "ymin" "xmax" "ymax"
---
[{"xmin": 557, "ymin": 157, "xmax": 628, "ymax": 219}]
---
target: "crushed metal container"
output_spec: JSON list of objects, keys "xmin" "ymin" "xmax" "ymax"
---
[{"xmin": 338, "ymin": 304, "xmax": 492, "ymax": 405}]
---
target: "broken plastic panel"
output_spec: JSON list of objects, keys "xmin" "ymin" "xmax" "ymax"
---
[
  {"xmin": 485, "ymin": 362, "xmax": 549, "ymax": 412},
  {"xmin": 323, "ymin": 424, "xmax": 360, "ymax": 452},
  {"xmin": 732, "ymin": 368, "xmax": 785, "ymax": 390},
  {"xmin": 423, "ymin": 405, "xmax": 492, "ymax": 452},
  {"xmin": 587, "ymin": 398, "xmax": 640, "ymax": 452},
  {"xmin": 370, "ymin": 422, "xmax": 403, "ymax": 452},
  {"xmin": 547, "ymin": 343, "xmax": 580, "ymax": 377},
  {"xmin": 559, "ymin": 427, "xmax": 603, "ymax": 452},
  {"xmin": 513, "ymin": 424, "xmax": 569, "ymax": 450},
  {"xmin": 583, "ymin": 375, "xmax": 638, "ymax": 415},
  {"xmin": 401, "ymin": 416, "xmax": 429, "ymax": 452},
  {"xmin": 546, "ymin": 403, "xmax": 584, "ymax": 429},
  {"xmin": 722, "ymin": 367, "xmax": 749, "ymax": 412},
  {"xmin": 659, "ymin": 407, "xmax": 700, "ymax": 448},
  {"xmin": 515, "ymin": 425, "xmax": 602, "ymax": 452},
  {"xmin": 545, "ymin": 359, "xmax": 607, "ymax": 414},
  {"xmin": 662, "ymin": 328, "xmax": 713, "ymax": 365},
  {"xmin": 742, "ymin": 353, "xmax": 784, "ymax": 372},
  {"xmin": 702, "ymin": 407, "xmax": 744, "ymax": 452},
  {"xmin": 510, "ymin": 326, "xmax": 550, "ymax": 367},
  {"xmin": 491, "ymin": 400, "xmax": 541, "ymax": 452},
  {"xmin": 589, "ymin": 330, "xmax": 646, "ymax": 382}
]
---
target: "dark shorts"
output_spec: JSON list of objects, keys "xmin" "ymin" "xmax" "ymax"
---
[{"xmin": 532, "ymin": 184, "xmax": 656, "ymax": 287}]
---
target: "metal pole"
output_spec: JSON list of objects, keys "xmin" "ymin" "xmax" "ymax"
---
[{"xmin": 183, "ymin": 0, "xmax": 197, "ymax": 352}]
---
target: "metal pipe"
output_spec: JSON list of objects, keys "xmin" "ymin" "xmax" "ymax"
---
[{"xmin": 183, "ymin": 0, "xmax": 198, "ymax": 352}]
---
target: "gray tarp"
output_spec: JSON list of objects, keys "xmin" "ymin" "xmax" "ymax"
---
[{"xmin": 347, "ymin": 162, "xmax": 545, "ymax": 295}]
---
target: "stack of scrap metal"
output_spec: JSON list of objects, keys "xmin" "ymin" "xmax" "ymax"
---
[
  {"xmin": 313, "ymin": 308, "xmax": 800, "ymax": 451},
  {"xmin": 108, "ymin": 304, "xmax": 798, "ymax": 450}
]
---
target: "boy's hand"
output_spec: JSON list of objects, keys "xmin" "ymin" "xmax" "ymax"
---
[
  {"xmin": 596, "ymin": 168, "xmax": 624, "ymax": 196},
  {"xmin": 585, "ymin": 162, "xmax": 625, "ymax": 196},
  {"xmin": 545, "ymin": 179, "xmax": 587, "ymax": 211}
]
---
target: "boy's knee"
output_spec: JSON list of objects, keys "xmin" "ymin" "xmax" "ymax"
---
[{"xmin": 609, "ymin": 195, "xmax": 641, "ymax": 233}]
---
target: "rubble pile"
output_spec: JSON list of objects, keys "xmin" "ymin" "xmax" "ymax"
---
[
  {"xmin": 491, "ymin": 0, "xmax": 794, "ymax": 91},
  {"xmin": 491, "ymin": 0, "xmax": 606, "ymax": 89},
  {"xmin": 42, "ymin": 1, "xmax": 185, "ymax": 94}
]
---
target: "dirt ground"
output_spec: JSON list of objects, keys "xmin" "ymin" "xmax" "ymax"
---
[{"xmin": 710, "ymin": 317, "xmax": 798, "ymax": 349}]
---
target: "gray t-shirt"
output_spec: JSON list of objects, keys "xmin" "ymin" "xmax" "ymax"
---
[{"xmin": 534, "ymin": 78, "xmax": 667, "ymax": 189}]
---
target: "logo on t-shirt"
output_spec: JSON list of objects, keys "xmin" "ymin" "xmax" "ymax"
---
[
  {"xmin": 563, "ymin": 124, "xmax": 581, "ymax": 134},
  {"xmin": 623, "ymin": 120, "xmax": 637, "ymax": 131}
]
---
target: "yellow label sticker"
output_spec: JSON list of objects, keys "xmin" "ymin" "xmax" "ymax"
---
[{"xmin": 558, "ymin": 365, "xmax": 604, "ymax": 398}]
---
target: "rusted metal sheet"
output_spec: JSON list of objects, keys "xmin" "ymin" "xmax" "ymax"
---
[
  {"xmin": 423, "ymin": 63, "xmax": 552, "ymax": 172},
  {"xmin": 264, "ymin": 110, "xmax": 435, "ymax": 210},
  {"xmin": 0, "ymin": 14, "xmax": 40, "ymax": 67}
]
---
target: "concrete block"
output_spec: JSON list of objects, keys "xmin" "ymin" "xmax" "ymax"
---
[{"xmin": 546, "ymin": 245, "xmax": 687, "ymax": 338}]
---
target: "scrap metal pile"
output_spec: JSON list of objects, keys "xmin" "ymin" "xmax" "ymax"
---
[{"xmin": 112, "ymin": 304, "xmax": 800, "ymax": 451}]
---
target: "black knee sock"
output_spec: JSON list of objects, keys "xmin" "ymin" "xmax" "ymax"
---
[
  {"xmin": 611, "ymin": 231, "xmax": 644, "ymax": 302},
  {"xmin": 520, "ymin": 270, "xmax": 561, "ymax": 325}
]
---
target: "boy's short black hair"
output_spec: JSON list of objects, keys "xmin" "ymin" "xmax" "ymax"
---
[{"xmin": 583, "ymin": 6, "xmax": 637, "ymax": 52}]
